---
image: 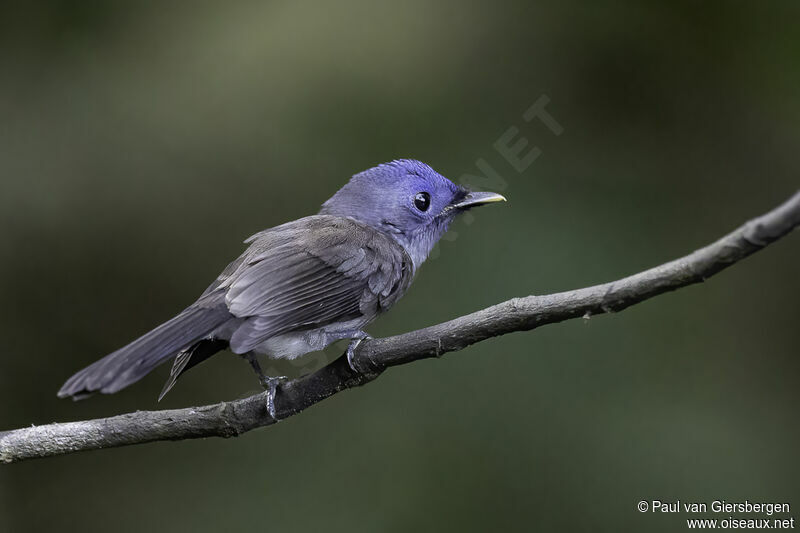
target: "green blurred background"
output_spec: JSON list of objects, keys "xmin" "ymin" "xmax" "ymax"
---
[{"xmin": 1, "ymin": 1, "xmax": 798, "ymax": 531}]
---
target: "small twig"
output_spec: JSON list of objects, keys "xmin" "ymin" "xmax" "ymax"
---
[{"xmin": 1, "ymin": 191, "xmax": 798, "ymax": 464}]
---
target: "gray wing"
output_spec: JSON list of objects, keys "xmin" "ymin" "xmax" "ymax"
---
[{"xmin": 206, "ymin": 215, "xmax": 413, "ymax": 354}]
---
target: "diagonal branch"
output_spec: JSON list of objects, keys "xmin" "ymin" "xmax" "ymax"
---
[{"xmin": 2, "ymin": 191, "xmax": 799, "ymax": 465}]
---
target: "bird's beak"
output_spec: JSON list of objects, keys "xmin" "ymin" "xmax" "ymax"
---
[{"xmin": 450, "ymin": 191, "xmax": 507, "ymax": 210}]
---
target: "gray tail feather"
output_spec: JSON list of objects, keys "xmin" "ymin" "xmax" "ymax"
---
[
  {"xmin": 158, "ymin": 338, "xmax": 229, "ymax": 402},
  {"xmin": 58, "ymin": 305, "xmax": 231, "ymax": 399}
]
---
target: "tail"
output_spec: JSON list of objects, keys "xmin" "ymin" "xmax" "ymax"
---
[{"xmin": 58, "ymin": 305, "xmax": 231, "ymax": 399}]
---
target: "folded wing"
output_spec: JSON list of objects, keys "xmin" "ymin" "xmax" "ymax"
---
[{"xmin": 216, "ymin": 215, "xmax": 413, "ymax": 354}]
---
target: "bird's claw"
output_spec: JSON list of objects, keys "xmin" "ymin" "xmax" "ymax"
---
[
  {"xmin": 346, "ymin": 336, "xmax": 379, "ymax": 377},
  {"xmin": 260, "ymin": 375, "xmax": 286, "ymax": 420}
]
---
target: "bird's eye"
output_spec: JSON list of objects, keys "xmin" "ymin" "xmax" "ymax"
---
[{"xmin": 414, "ymin": 192, "xmax": 431, "ymax": 212}]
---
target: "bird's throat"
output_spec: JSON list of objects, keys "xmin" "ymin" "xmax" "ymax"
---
[{"xmin": 390, "ymin": 217, "xmax": 453, "ymax": 271}]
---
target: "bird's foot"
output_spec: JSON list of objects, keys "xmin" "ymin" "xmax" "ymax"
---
[
  {"xmin": 259, "ymin": 375, "xmax": 286, "ymax": 421},
  {"xmin": 243, "ymin": 352, "xmax": 285, "ymax": 420},
  {"xmin": 346, "ymin": 335, "xmax": 379, "ymax": 377}
]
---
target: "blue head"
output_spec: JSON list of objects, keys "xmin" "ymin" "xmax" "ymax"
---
[{"xmin": 320, "ymin": 159, "xmax": 505, "ymax": 268}]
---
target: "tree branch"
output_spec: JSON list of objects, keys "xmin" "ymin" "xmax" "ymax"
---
[{"xmin": 2, "ymin": 192, "xmax": 799, "ymax": 464}]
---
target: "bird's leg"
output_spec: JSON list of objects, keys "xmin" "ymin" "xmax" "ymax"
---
[
  {"xmin": 344, "ymin": 332, "xmax": 377, "ymax": 376},
  {"xmin": 243, "ymin": 352, "xmax": 285, "ymax": 420}
]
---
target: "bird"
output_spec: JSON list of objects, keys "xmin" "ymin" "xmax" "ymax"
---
[{"xmin": 57, "ymin": 159, "xmax": 506, "ymax": 414}]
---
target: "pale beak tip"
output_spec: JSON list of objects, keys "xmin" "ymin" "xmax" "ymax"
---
[{"xmin": 448, "ymin": 191, "xmax": 508, "ymax": 210}]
